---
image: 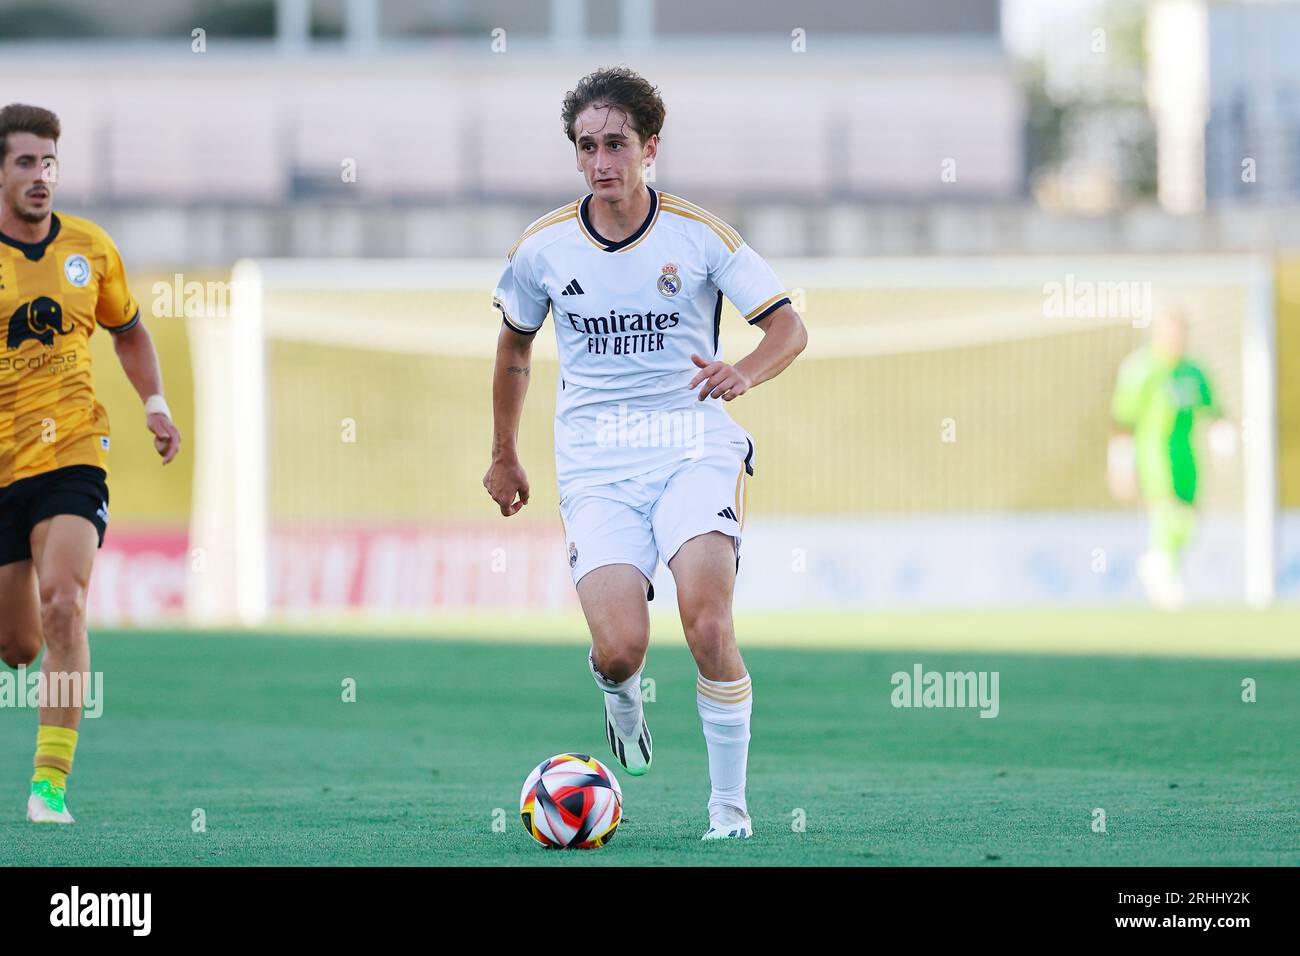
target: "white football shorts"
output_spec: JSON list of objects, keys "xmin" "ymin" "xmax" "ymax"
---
[{"xmin": 559, "ymin": 433, "xmax": 755, "ymax": 600}]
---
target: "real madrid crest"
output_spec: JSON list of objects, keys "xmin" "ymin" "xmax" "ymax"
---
[{"xmin": 657, "ymin": 262, "xmax": 681, "ymax": 298}]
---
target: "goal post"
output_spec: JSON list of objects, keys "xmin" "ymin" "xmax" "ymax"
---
[
  {"xmin": 1243, "ymin": 256, "xmax": 1278, "ymax": 607},
  {"xmin": 185, "ymin": 258, "xmax": 269, "ymax": 625}
]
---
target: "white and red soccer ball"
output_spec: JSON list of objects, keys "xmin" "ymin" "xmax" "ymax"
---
[{"xmin": 519, "ymin": 753, "xmax": 622, "ymax": 849}]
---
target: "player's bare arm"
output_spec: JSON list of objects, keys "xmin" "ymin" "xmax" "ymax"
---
[
  {"xmin": 688, "ymin": 303, "xmax": 808, "ymax": 401},
  {"xmin": 483, "ymin": 322, "xmax": 534, "ymax": 516},
  {"xmin": 111, "ymin": 320, "xmax": 181, "ymax": 464}
]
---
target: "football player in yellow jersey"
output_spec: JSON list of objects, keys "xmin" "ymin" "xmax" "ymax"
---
[{"xmin": 0, "ymin": 104, "xmax": 181, "ymax": 824}]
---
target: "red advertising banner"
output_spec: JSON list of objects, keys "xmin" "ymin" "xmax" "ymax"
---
[{"xmin": 87, "ymin": 523, "xmax": 576, "ymax": 624}]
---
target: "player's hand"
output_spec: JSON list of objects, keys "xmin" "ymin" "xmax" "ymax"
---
[
  {"xmin": 483, "ymin": 457, "xmax": 530, "ymax": 516},
  {"xmin": 148, "ymin": 412, "xmax": 181, "ymax": 465},
  {"xmin": 687, "ymin": 353, "xmax": 752, "ymax": 402}
]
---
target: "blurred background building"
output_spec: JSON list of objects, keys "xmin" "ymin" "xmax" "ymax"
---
[{"xmin": 5, "ymin": 0, "xmax": 1300, "ymax": 252}]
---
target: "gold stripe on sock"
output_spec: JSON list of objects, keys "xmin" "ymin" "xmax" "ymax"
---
[
  {"xmin": 697, "ymin": 673, "xmax": 750, "ymax": 687},
  {"xmin": 696, "ymin": 679, "xmax": 751, "ymax": 696},
  {"xmin": 697, "ymin": 676, "xmax": 751, "ymax": 693},
  {"xmin": 697, "ymin": 684, "xmax": 752, "ymax": 705},
  {"xmin": 696, "ymin": 686, "xmax": 759, "ymax": 702}
]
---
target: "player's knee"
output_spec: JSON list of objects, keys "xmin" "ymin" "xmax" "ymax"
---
[
  {"xmin": 593, "ymin": 645, "xmax": 646, "ymax": 683},
  {"xmin": 0, "ymin": 639, "xmax": 40, "ymax": 669},
  {"xmin": 38, "ymin": 585, "xmax": 87, "ymax": 639},
  {"xmin": 682, "ymin": 609, "xmax": 733, "ymax": 654}
]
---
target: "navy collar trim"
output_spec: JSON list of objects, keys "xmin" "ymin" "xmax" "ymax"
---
[
  {"xmin": 580, "ymin": 186, "xmax": 657, "ymax": 252},
  {"xmin": 0, "ymin": 213, "xmax": 61, "ymax": 262}
]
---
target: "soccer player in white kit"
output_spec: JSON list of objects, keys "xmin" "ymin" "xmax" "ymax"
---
[{"xmin": 483, "ymin": 68, "xmax": 807, "ymax": 840}]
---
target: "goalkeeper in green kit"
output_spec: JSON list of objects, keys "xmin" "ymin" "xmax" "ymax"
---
[{"xmin": 1109, "ymin": 307, "xmax": 1236, "ymax": 609}]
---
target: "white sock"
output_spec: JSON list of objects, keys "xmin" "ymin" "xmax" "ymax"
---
[
  {"xmin": 588, "ymin": 649, "xmax": 643, "ymax": 736},
  {"xmin": 696, "ymin": 672, "xmax": 752, "ymax": 816}
]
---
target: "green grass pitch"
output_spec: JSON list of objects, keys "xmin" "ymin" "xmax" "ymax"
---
[{"xmin": 2, "ymin": 611, "xmax": 1297, "ymax": 866}]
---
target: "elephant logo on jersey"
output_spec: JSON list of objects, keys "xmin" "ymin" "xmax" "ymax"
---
[
  {"xmin": 64, "ymin": 254, "xmax": 91, "ymax": 288},
  {"xmin": 657, "ymin": 262, "xmax": 681, "ymax": 298},
  {"xmin": 7, "ymin": 297, "xmax": 72, "ymax": 349}
]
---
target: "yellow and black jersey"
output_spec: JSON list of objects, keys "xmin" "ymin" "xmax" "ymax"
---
[{"xmin": 0, "ymin": 212, "xmax": 140, "ymax": 487}]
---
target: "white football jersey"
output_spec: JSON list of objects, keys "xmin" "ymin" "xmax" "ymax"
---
[{"xmin": 493, "ymin": 186, "xmax": 789, "ymax": 495}]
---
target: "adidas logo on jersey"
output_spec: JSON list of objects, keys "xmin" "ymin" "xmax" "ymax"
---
[
  {"xmin": 561, "ymin": 279, "xmax": 585, "ymax": 296},
  {"xmin": 717, "ymin": 507, "xmax": 738, "ymax": 522}
]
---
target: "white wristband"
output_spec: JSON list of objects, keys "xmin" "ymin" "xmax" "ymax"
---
[
  {"xmin": 1107, "ymin": 433, "xmax": 1134, "ymax": 474},
  {"xmin": 144, "ymin": 394, "xmax": 171, "ymax": 419}
]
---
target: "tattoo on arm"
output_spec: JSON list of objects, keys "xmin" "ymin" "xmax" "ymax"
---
[{"xmin": 506, "ymin": 366, "xmax": 530, "ymax": 376}]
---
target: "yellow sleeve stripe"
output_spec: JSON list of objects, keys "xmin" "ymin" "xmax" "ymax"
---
[
  {"xmin": 659, "ymin": 204, "xmax": 739, "ymax": 253},
  {"xmin": 658, "ymin": 193, "xmax": 742, "ymax": 247},
  {"xmin": 659, "ymin": 192, "xmax": 742, "ymax": 243},
  {"xmin": 526, "ymin": 200, "xmax": 581, "ymax": 233},
  {"xmin": 508, "ymin": 205, "xmax": 579, "ymax": 261},
  {"xmin": 744, "ymin": 293, "xmax": 789, "ymax": 321}
]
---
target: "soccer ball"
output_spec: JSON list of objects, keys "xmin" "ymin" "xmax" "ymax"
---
[{"xmin": 519, "ymin": 753, "xmax": 623, "ymax": 849}]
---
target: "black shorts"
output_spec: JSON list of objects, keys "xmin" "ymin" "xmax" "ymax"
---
[{"xmin": 0, "ymin": 465, "xmax": 109, "ymax": 566}]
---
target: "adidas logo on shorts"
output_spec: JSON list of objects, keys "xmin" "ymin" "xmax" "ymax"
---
[{"xmin": 716, "ymin": 507, "xmax": 738, "ymax": 522}]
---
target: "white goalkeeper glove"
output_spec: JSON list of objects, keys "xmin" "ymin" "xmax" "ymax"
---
[
  {"xmin": 1107, "ymin": 433, "xmax": 1137, "ymax": 502},
  {"xmin": 1207, "ymin": 419, "xmax": 1238, "ymax": 461}
]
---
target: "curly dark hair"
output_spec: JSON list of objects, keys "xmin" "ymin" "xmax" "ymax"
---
[
  {"xmin": 561, "ymin": 67, "xmax": 665, "ymax": 146},
  {"xmin": 0, "ymin": 104, "xmax": 60, "ymax": 165}
]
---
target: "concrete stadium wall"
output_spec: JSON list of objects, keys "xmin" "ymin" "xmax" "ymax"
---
[
  {"xmin": 50, "ymin": 200, "xmax": 1300, "ymax": 265},
  {"xmin": 0, "ymin": 46, "xmax": 1022, "ymax": 206}
]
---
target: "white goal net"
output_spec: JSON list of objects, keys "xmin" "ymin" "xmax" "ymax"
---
[{"xmin": 185, "ymin": 256, "xmax": 1276, "ymax": 624}]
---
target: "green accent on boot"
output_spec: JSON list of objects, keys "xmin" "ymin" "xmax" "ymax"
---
[{"xmin": 30, "ymin": 779, "xmax": 67, "ymax": 814}]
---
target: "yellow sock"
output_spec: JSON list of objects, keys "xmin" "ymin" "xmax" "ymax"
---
[{"xmin": 32, "ymin": 725, "xmax": 78, "ymax": 790}]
